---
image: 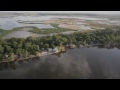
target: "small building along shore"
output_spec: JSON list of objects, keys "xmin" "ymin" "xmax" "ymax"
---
[
  {"xmin": 47, "ymin": 47, "xmax": 59, "ymax": 53},
  {"xmin": 0, "ymin": 46, "xmax": 62, "ymax": 63}
]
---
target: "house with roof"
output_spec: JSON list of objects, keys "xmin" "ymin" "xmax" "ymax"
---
[
  {"xmin": 47, "ymin": 48, "xmax": 53, "ymax": 52},
  {"xmin": 69, "ymin": 44, "xmax": 76, "ymax": 49},
  {"xmin": 53, "ymin": 47, "xmax": 59, "ymax": 53}
]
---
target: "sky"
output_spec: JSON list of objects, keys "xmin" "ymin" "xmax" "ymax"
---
[{"xmin": 0, "ymin": 11, "xmax": 120, "ymax": 15}]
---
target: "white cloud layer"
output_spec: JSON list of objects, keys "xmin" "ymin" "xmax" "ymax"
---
[{"xmin": 0, "ymin": 11, "xmax": 120, "ymax": 15}]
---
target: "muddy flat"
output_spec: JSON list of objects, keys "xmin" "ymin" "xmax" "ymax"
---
[{"xmin": 40, "ymin": 18, "xmax": 119, "ymax": 31}]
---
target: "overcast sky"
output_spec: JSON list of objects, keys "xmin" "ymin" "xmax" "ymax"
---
[
  {"xmin": 34, "ymin": 11, "xmax": 120, "ymax": 14},
  {"xmin": 1, "ymin": 11, "xmax": 120, "ymax": 15}
]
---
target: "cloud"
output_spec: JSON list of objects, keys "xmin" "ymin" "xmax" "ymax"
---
[{"xmin": 0, "ymin": 11, "xmax": 120, "ymax": 15}]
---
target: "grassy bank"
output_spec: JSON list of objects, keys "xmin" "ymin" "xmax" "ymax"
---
[
  {"xmin": 0, "ymin": 26, "xmax": 37, "ymax": 39},
  {"xmin": 0, "ymin": 24, "xmax": 75, "ymax": 39},
  {"xmin": 0, "ymin": 27, "xmax": 27, "ymax": 39},
  {"xmin": 28, "ymin": 24, "xmax": 74, "ymax": 34}
]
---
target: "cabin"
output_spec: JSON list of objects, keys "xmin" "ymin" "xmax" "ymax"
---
[
  {"xmin": 65, "ymin": 44, "xmax": 69, "ymax": 48},
  {"xmin": 29, "ymin": 55, "xmax": 36, "ymax": 58},
  {"xmin": 53, "ymin": 47, "xmax": 59, "ymax": 53},
  {"xmin": 80, "ymin": 45, "xmax": 84, "ymax": 48},
  {"xmin": 69, "ymin": 44, "xmax": 76, "ymax": 49},
  {"xmin": 41, "ymin": 51, "xmax": 48, "ymax": 55},
  {"xmin": 47, "ymin": 48, "xmax": 53, "ymax": 52},
  {"xmin": 85, "ymin": 44, "xmax": 90, "ymax": 47}
]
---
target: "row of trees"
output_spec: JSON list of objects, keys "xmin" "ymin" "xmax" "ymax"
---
[{"xmin": 0, "ymin": 28, "xmax": 120, "ymax": 62}]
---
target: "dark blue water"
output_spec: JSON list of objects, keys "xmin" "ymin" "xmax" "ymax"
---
[{"xmin": 0, "ymin": 47, "xmax": 120, "ymax": 79}]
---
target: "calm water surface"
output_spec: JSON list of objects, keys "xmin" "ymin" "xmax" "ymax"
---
[{"xmin": 0, "ymin": 47, "xmax": 120, "ymax": 79}]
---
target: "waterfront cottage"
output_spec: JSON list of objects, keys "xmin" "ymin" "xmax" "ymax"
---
[
  {"xmin": 53, "ymin": 47, "xmax": 59, "ymax": 53},
  {"xmin": 47, "ymin": 48, "xmax": 53, "ymax": 52},
  {"xmin": 41, "ymin": 51, "xmax": 48, "ymax": 55},
  {"xmin": 69, "ymin": 44, "xmax": 76, "ymax": 49},
  {"xmin": 29, "ymin": 55, "xmax": 36, "ymax": 58},
  {"xmin": 65, "ymin": 44, "xmax": 69, "ymax": 48},
  {"xmin": 80, "ymin": 45, "xmax": 84, "ymax": 48}
]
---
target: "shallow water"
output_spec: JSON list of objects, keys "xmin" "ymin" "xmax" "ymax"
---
[
  {"xmin": 4, "ymin": 28, "xmax": 45, "ymax": 39},
  {"xmin": 0, "ymin": 16, "xmax": 55, "ymax": 30},
  {"xmin": 0, "ymin": 47, "xmax": 120, "ymax": 79}
]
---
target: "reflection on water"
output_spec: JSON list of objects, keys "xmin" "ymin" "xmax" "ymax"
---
[
  {"xmin": 0, "ymin": 46, "xmax": 120, "ymax": 79},
  {"xmin": 0, "ymin": 62, "xmax": 16, "ymax": 71},
  {"xmin": 18, "ymin": 60, "xmax": 24, "ymax": 64},
  {"xmin": 9, "ymin": 62, "xmax": 16, "ymax": 70}
]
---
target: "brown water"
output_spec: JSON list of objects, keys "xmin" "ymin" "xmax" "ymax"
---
[{"xmin": 0, "ymin": 46, "xmax": 120, "ymax": 79}]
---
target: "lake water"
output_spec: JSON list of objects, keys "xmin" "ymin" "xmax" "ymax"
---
[{"xmin": 0, "ymin": 46, "xmax": 120, "ymax": 79}]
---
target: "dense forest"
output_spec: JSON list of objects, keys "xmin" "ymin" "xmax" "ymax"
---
[{"xmin": 0, "ymin": 28, "xmax": 120, "ymax": 62}]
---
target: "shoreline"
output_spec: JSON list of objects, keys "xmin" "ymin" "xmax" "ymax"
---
[
  {"xmin": 0, "ymin": 44, "xmax": 104, "ymax": 64},
  {"xmin": 0, "ymin": 50, "xmax": 61, "ymax": 64},
  {"xmin": 0, "ymin": 43, "xmax": 115, "ymax": 64}
]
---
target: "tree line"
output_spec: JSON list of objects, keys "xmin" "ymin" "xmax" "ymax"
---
[{"xmin": 0, "ymin": 28, "xmax": 120, "ymax": 62}]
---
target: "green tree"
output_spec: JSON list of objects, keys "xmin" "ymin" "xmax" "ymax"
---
[
  {"xmin": 44, "ymin": 44, "xmax": 49, "ymax": 49},
  {"xmin": 35, "ymin": 51, "xmax": 41, "ymax": 57},
  {"xmin": 11, "ymin": 41, "xmax": 18, "ymax": 49},
  {"xmin": 17, "ymin": 43, "xmax": 23, "ymax": 48},
  {"xmin": 9, "ymin": 53, "xmax": 15, "ymax": 61},
  {"xmin": 24, "ymin": 50, "xmax": 28, "ymax": 58},
  {"xmin": 16, "ymin": 48, "xmax": 22, "ymax": 55},
  {"xmin": 32, "ymin": 45, "xmax": 40, "ymax": 51},
  {"xmin": 51, "ymin": 44, "xmax": 55, "ymax": 49},
  {"xmin": 0, "ymin": 45, "xmax": 4, "ymax": 54}
]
